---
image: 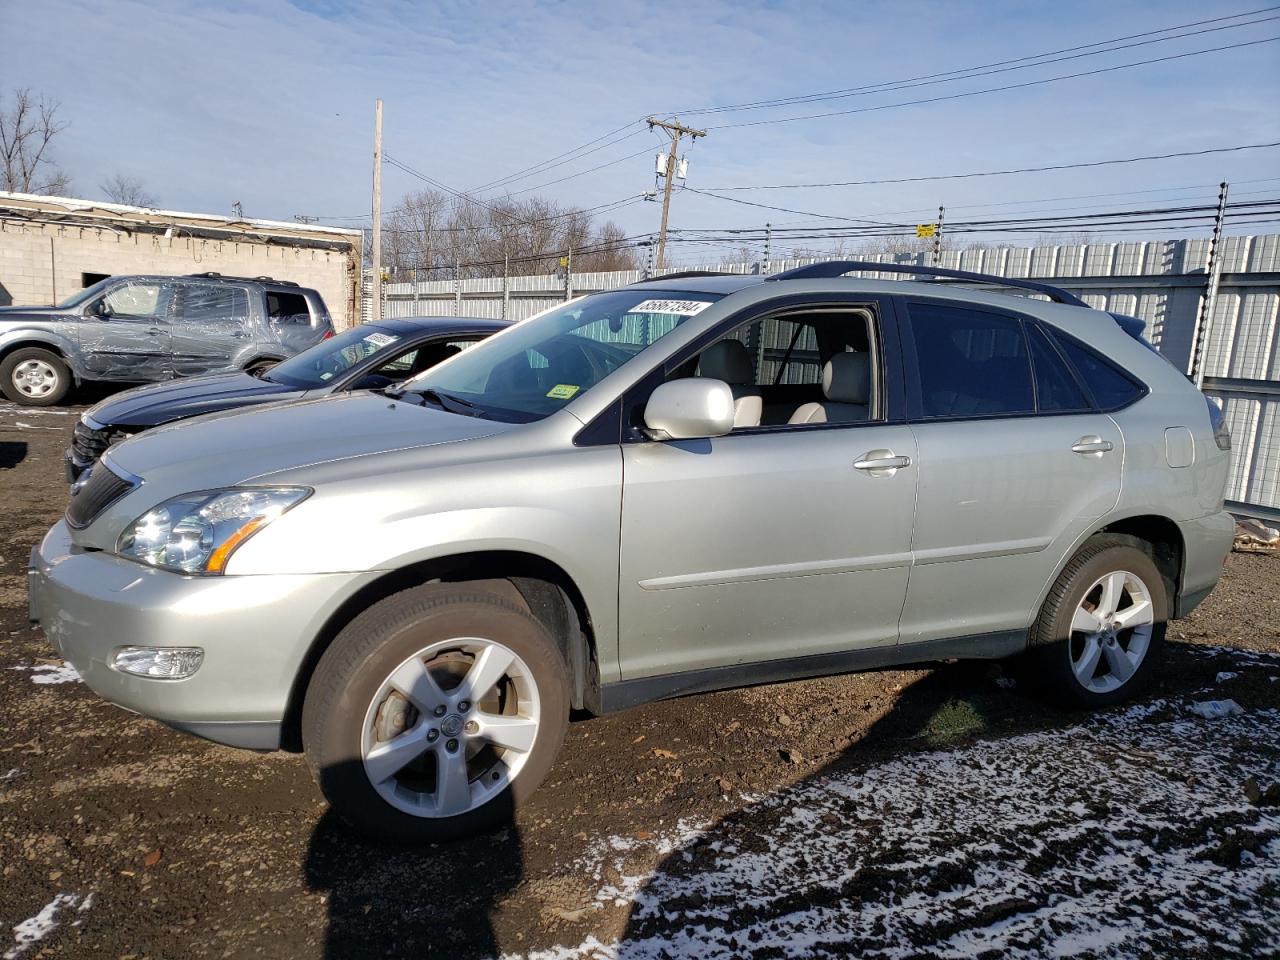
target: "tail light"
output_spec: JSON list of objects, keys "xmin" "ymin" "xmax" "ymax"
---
[
  {"xmin": 322, "ymin": 329, "xmax": 334, "ymax": 340},
  {"xmin": 1206, "ymin": 396, "xmax": 1231, "ymax": 451}
]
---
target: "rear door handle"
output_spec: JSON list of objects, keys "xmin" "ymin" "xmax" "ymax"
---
[
  {"xmin": 1071, "ymin": 436, "xmax": 1114, "ymax": 456},
  {"xmin": 854, "ymin": 450, "xmax": 911, "ymax": 475}
]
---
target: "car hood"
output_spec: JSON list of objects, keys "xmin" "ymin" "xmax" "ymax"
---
[
  {"xmin": 0, "ymin": 305, "xmax": 69, "ymax": 321},
  {"xmin": 104, "ymin": 391, "xmax": 517, "ymax": 490},
  {"xmin": 88, "ymin": 372, "xmax": 298, "ymax": 428}
]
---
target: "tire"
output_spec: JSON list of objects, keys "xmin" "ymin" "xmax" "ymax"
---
[
  {"xmin": 245, "ymin": 359, "xmax": 278, "ymax": 377},
  {"xmin": 0, "ymin": 347, "xmax": 71, "ymax": 406},
  {"xmin": 1025, "ymin": 534, "xmax": 1168, "ymax": 708},
  {"xmin": 302, "ymin": 583, "xmax": 570, "ymax": 843}
]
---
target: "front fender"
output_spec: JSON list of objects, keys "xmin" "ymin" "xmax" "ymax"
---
[{"xmin": 0, "ymin": 328, "xmax": 84, "ymax": 380}]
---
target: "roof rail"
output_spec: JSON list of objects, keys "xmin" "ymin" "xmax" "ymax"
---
[
  {"xmin": 185, "ymin": 272, "xmax": 300, "ymax": 287},
  {"xmin": 633, "ymin": 270, "xmax": 740, "ymax": 283},
  {"xmin": 766, "ymin": 260, "xmax": 1087, "ymax": 308}
]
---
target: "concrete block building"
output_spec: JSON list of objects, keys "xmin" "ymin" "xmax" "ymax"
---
[{"xmin": 0, "ymin": 192, "xmax": 362, "ymax": 327}]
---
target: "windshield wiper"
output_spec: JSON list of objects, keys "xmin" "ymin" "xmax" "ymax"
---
[{"xmin": 385, "ymin": 386, "xmax": 477, "ymax": 413}]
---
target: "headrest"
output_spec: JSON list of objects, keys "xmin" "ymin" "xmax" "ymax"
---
[
  {"xmin": 698, "ymin": 339, "xmax": 753, "ymax": 385},
  {"xmin": 823, "ymin": 352, "xmax": 870, "ymax": 404}
]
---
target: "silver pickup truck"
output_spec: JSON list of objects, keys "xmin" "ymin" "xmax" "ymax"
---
[{"xmin": 0, "ymin": 272, "xmax": 333, "ymax": 405}]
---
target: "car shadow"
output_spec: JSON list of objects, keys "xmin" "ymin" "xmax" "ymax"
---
[
  {"xmin": 303, "ymin": 774, "xmax": 521, "ymax": 959},
  {"xmin": 0, "ymin": 441, "xmax": 27, "ymax": 469}
]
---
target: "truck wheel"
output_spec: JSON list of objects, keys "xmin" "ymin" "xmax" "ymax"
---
[
  {"xmin": 302, "ymin": 583, "xmax": 569, "ymax": 843},
  {"xmin": 1, "ymin": 347, "xmax": 72, "ymax": 406},
  {"xmin": 1025, "ymin": 534, "xmax": 1168, "ymax": 708}
]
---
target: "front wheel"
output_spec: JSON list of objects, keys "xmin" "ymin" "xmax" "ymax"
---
[
  {"xmin": 1025, "ymin": 535, "xmax": 1168, "ymax": 708},
  {"xmin": 302, "ymin": 584, "xmax": 569, "ymax": 842},
  {"xmin": 1, "ymin": 347, "xmax": 71, "ymax": 406}
]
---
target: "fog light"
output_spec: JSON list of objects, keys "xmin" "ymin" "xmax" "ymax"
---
[{"xmin": 112, "ymin": 646, "xmax": 204, "ymax": 680}]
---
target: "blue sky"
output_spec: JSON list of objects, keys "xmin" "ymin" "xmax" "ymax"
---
[{"xmin": 4, "ymin": 0, "xmax": 1279, "ymax": 263}]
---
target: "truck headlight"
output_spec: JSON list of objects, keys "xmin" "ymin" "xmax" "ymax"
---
[{"xmin": 117, "ymin": 487, "xmax": 310, "ymax": 574}]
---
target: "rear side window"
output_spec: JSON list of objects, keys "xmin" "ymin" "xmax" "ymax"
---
[
  {"xmin": 1028, "ymin": 324, "xmax": 1091, "ymax": 413},
  {"xmin": 181, "ymin": 284, "xmax": 249, "ymax": 325},
  {"xmin": 267, "ymin": 291, "xmax": 312, "ymax": 325},
  {"xmin": 1049, "ymin": 331, "xmax": 1145, "ymax": 410},
  {"xmin": 906, "ymin": 303, "xmax": 1033, "ymax": 418}
]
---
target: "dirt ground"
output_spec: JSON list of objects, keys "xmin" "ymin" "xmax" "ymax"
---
[{"xmin": 1, "ymin": 397, "xmax": 1277, "ymax": 960}]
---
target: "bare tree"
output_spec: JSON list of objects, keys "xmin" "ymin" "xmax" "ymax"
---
[
  {"xmin": 0, "ymin": 88, "xmax": 71, "ymax": 195},
  {"xmin": 379, "ymin": 189, "xmax": 639, "ymax": 280},
  {"xmin": 99, "ymin": 172, "xmax": 157, "ymax": 207}
]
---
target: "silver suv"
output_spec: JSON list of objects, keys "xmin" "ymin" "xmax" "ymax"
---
[
  {"xmin": 27, "ymin": 262, "xmax": 1235, "ymax": 841},
  {"xmin": 0, "ymin": 272, "xmax": 333, "ymax": 406}
]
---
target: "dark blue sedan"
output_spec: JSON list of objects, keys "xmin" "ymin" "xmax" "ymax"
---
[{"xmin": 66, "ymin": 316, "xmax": 510, "ymax": 481}]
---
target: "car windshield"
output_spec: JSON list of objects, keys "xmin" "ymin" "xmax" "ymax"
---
[
  {"xmin": 396, "ymin": 290, "xmax": 722, "ymax": 422},
  {"xmin": 57, "ymin": 278, "xmax": 112, "ymax": 308},
  {"xmin": 265, "ymin": 325, "xmax": 402, "ymax": 388}
]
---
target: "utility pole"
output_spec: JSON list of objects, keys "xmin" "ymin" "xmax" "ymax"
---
[
  {"xmin": 1190, "ymin": 181, "xmax": 1230, "ymax": 387},
  {"xmin": 763, "ymin": 222, "xmax": 772, "ymax": 275},
  {"xmin": 648, "ymin": 117, "xmax": 706, "ymax": 270},
  {"xmin": 932, "ymin": 205, "xmax": 945, "ymax": 266},
  {"xmin": 371, "ymin": 98, "xmax": 384, "ymax": 322}
]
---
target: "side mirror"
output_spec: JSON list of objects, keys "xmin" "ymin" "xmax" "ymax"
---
[
  {"xmin": 90, "ymin": 299, "xmax": 111, "ymax": 318},
  {"xmin": 643, "ymin": 377, "xmax": 735, "ymax": 441}
]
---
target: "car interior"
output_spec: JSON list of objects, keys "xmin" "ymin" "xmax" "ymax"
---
[{"xmin": 674, "ymin": 306, "xmax": 880, "ymax": 429}]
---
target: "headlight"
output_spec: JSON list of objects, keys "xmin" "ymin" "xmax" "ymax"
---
[{"xmin": 117, "ymin": 487, "xmax": 310, "ymax": 574}]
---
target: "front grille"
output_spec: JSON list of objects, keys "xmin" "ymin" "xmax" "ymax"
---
[
  {"xmin": 72, "ymin": 421, "xmax": 112, "ymax": 464},
  {"xmin": 66, "ymin": 462, "xmax": 137, "ymax": 529}
]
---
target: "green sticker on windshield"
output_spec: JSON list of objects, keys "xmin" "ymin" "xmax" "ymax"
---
[{"xmin": 546, "ymin": 383, "xmax": 580, "ymax": 400}]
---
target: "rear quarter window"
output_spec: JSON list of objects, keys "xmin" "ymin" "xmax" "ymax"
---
[{"xmin": 1048, "ymin": 330, "xmax": 1147, "ymax": 411}]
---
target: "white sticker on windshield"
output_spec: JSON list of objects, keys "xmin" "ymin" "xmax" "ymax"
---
[
  {"xmin": 630, "ymin": 299, "xmax": 713, "ymax": 316},
  {"xmin": 363, "ymin": 332, "xmax": 399, "ymax": 348}
]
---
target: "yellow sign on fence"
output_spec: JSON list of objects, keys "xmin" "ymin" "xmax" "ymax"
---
[{"xmin": 916, "ymin": 223, "xmax": 937, "ymax": 238}]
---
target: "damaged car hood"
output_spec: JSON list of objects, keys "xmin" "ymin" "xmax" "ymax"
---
[{"xmin": 87, "ymin": 372, "xmax": 300, "ymax": 428}]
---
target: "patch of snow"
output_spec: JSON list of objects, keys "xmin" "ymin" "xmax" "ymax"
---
[
  {"xmin": 1216, "ymin": 671, "xmax": 1239, "ymax": 683},
  {"xmin": 3, "ymin": 892, "xmax": 91, "ymax": 959},
  {"xmin": 510, "ymin": 666, "xmax": 1280, "ymax": 959},
  {"xmin": 10, "ymin": 663, "xmax": 81, "ymax": 685},
  {"xmin": 0, "ymin": 769, "xmax": 19, "ymax": 782},
  {"xmin": 1187, "ymin": 699, "xmax": 1245, "ymax": 719}
]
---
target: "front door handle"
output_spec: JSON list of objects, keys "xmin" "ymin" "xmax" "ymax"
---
[
  {"xmin": 854, "ymin": 450, "xmax": 911, "ymax": 476},
  {"xmin": 1071, "ymin": 436, "xmax": 1114, "ymax": 456}
]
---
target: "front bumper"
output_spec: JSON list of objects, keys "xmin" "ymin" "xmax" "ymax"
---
[{"xmin": 27, "ymin": 520, "xmax": 377, "ymax": 750}]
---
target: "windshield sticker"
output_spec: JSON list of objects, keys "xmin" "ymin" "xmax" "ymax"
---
[
  {"xmin": 546, "ymin": 384, "xmax": 581, "ymax": 400},
  {"xmin": 363, "ymin": 332, "xmax": 399, "ymax": 348},
  {"xmin": 630, "ymin": 299, "xmax": 713, "ymax": 316}
]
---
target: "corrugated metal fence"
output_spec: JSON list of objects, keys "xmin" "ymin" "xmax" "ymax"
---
[{"xmin": 370, "ymin": 236, "xmax": 1280, "ymax": 517}]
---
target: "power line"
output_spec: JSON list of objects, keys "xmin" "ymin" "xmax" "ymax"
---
[
  {"xmin": 701, "ymin": 36, "xmax": 1280, "ymax": 130},
  {"xmin": 698, "ymin": 140, "xmax": 1280, "ymax": 192},
  {"xmin": 672, "ymin": 6, "xmax": 1280, "ymax": 115},
  {"xmin": 467, "ymin": 122, "xmax": 648, "ymax": 193}
]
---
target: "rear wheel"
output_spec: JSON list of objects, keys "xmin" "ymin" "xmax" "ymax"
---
[
  {"xmin": 1025, "ymin": 535, "xmax": 1168, "ymax": 707},
  {"xmin": 1, "ymin": 347, "xmax": 71, "ymax": 406},
  {"xmin": 302, "ymin": 584, "xmax": 569, "ymax": 842}
]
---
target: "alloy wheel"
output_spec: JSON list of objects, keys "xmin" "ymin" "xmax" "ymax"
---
[
  {"xmin": 360, "ymin": 637, "xmax": 541, "ymax": 818},
  {"xmin": 1068, "ymin": 569, "xmax": 1155, "ymax": 694}
]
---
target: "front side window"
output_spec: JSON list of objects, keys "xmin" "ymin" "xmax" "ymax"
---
[
  {"xmin": 266, "ymin": 325, "xmax": 402, "ymax": 388},
  {"xmin": 100, "ymin": 281, "xmax": 176, "ymax": 320},
  {"xmin": 907, "ymin": 303, "xmax": 1034, "ymax": 419},
  {"xmin": 399, "ymin": 290, "xmax": 722, "ymax": 422},
  {"xmin": 676, "ymin": 307, "xmax": 879, "ymax": 429}
]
